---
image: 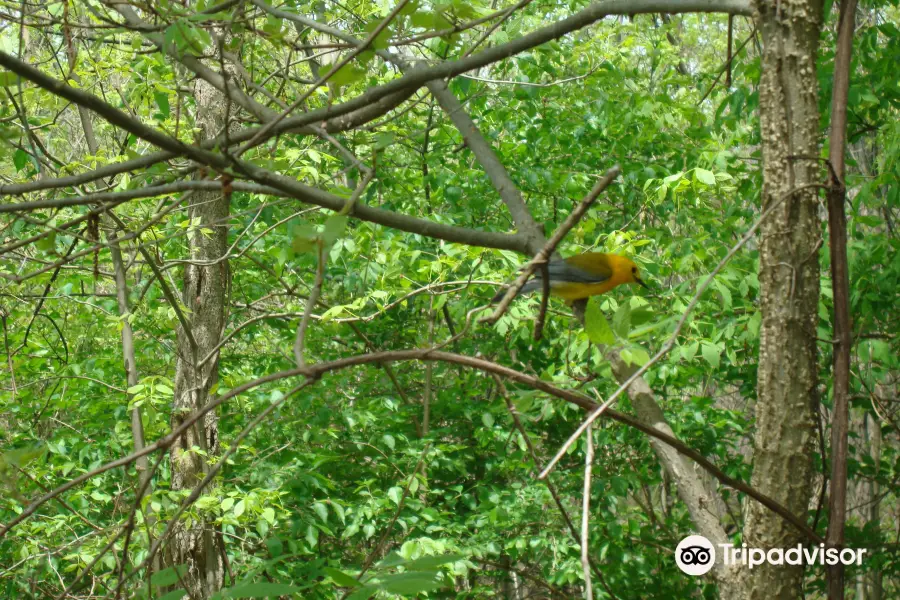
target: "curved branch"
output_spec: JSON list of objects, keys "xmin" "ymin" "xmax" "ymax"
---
[
  {"xmin": 0, "ymin": 348, "xmax": 819, "ymax": 546},
  {"xmin": 0, "ymin": 54, "xmax": 525, "ymax": 253}
]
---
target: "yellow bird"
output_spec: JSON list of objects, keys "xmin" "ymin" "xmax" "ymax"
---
[{"xmin": 494, "ymin": 252, "xmax": 648, "ymax": 302}]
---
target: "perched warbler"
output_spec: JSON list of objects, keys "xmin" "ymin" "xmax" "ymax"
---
[{"xmin": 494, "ymin": 252, "xmax": 648, "ymax": 302}]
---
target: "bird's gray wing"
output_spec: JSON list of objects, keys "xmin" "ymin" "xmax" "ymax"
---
[
  {"xmin": 542, "ymin": 259, "xmax": 611, "ymax": 284},
  {"xmin": 493, "ymin": 259, "xmax": 611, "ymax": 302}
]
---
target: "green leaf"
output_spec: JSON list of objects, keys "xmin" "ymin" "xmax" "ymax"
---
[
  {"xmin": 378, "ymin": 571, "xmax": 440, "ymax": 594},
  {"xmin": 222, "ymin": 583, "xmax": 306, "ymax": 598},
  {"xmin": 612, "ymin": 300, "xmax": 631, "ymax": 338},
  {"xmin": 630, "ymin": 305, "xmax": 654, "ymax": 326},
  {"xmin": 585, "ymin": 298, "xmax": 615, "ymax": 345},
  {"xmin": 444, "ymin": 185, "xmax": 463, "ymax": 201},
  {"xmin": 292, "ymin": 224, "xmax": 319, "ymax": 253},
  {"xmin": 713, "ymin": 279, "xmax": 732, "ymax": 309},
  {"xmin": 154, "ymin": 92, "xmax": 170, "ymax": 118},
  {"xmin": 681, "ymin": 341, "xmax": 699, "ymax": 362},
  {"xmin": 695, "ymin": 168, "xmax": 716, "ymax": 185},
  {"xmin": 331, "ymin": 502, "xmax": 346, "ymax": 524},
  {"xmin": 375, "ymin": 552, "xmax": 406, "ymax": 568},
  {"xmin": 701, "ymin": 343, "xmax": 721, "ymax": 369},
  {"xmin": 346, "ymin": 585, "xmax": 379, "ymax": 600},
  {"xmin": 35, "ymin": 231, "xmax": 56, "ymax": 253},
  {"xmin": 663, "ymin": 171, "xmax": 684, "ymax": 184},
  {"xmin": 262, "ymin": 15, "xmax": 283, "ymax": 36},
  {"xmin": 410, "ymin": 11, "xmax": 436, "ymax": 29},
  {"xmin": 328, "ymin": 64, "xmax": 367, "ymax": 88},
  {"xmin": 404, "ymin": 553, "xmax": 466, "ymax": 570},
  {"xmin": 156, "ymin": 590, "xmax": 188, "ymax": 600},
  {"xmin": 233, "ymin": 499, "xmax": 246, "ymax": 517},
  {"xmin": 871, "ymin": 340, "xmax": 890, "ymax": 363},
  {"xmin": 305, "ymin": 524, "xmax": 318, "ymax": 548},
  {"xmin": 313, "ymin": 502, "xmax": 328, "ymax": 523},
  {"xmin": 323, "ymin": 214, "xmax": 349, "ymax": 243},
  {"xmin": 747, "ymin": 312, "xmax": 761, "ymax": 336},
  {"xmin": 374, "ymin": 132, "xmax": 395, "ymax": 150},
  {"xmin": 324, "ymin": 567, "xmax": 361, "ymax": 588},
  {"xmin": 151, "ymin": 564, "xmax": 188, "ymax": 587},
  {"xmin": 629, "ymin": 345, "xmax": 650, "ymax": 366},
  {"xmin": 387, "ymin": 486, "xmax": 403, "ymax": 505},
  {"xmin": 13, "ymin": 149, "xmax": 29, "ymax": 171},
  {"xmin": 265, "ymin": 536, "xmax": 283, "ymax": 558},
  {"xmin": 481, "ymin": 412, "xmax": 495, "ymax": 428},
  {"xmin": 0, "ymin": 71, "xmax": 20, "ymax": 87}
]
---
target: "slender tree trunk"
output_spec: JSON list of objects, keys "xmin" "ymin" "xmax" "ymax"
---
[
  {"xmin": 166, "ymin": 76, "xmax": 230, "ymax": 599},
  {"xmin": 853, "ymin": 411, "xmax": 882, "ymax": 600},
  {"xmin": 825, "ymin": 1, "xmax": 857, "ymax": 597},
  {"xmin": 740, "ymin": 1, "xmax": 824, "ymax": 599},
  {"xmin": 109, "ymin": 241, "xmax": 152, "ymax": 495},
  {"xmin": 66, "ymin": 15, "xmax": 157, "ymax": 556}
]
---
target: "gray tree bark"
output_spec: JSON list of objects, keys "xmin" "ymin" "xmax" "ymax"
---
[
  {"xmin": 166, "ymin": 76, "xmax": 230, "ymax": 598},
  {"xmin": 610, "ymin": 355, "xmax": 741, "ymax": 594},
  {"xmin": 739, "ymin": 1, "xmax": 824, "ymax": 598}
]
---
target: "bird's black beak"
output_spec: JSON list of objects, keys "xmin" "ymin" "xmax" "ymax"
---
[{"xmin": 636, "ymin": 278, "xmax": 649, "ymax": 289}]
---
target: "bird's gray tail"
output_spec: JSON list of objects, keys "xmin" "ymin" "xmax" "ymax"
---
[{"xmin": 491, "ymin": 279, "xmax": 542, "ymax": 303}]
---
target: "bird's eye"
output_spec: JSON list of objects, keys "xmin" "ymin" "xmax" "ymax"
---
[{"xmin": 631, "ymin": 267, "xmax": 637, "ymax": 273}]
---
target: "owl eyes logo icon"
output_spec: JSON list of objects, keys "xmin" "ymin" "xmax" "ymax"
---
[{"xmin": 676, "ymin": 535, "xmax": 716, "ymax": 575}]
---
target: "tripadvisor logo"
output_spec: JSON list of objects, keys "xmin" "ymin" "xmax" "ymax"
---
[
  {"xmin": 675, "ymin": 535, "xmax": 868, "ymax": 576},
  {"xmin": 676, "ymin": 535, "xmax": 716, "ymax": 575}
]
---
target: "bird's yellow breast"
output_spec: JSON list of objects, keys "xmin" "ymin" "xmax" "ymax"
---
[{"xmin": 550, "ymin": 278, "xmax": 626, "ymax": 301}]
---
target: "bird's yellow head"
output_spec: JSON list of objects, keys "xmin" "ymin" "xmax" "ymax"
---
[{"xmin": 612, "ymin": 255, "xmax": 648, "ymax": 289}]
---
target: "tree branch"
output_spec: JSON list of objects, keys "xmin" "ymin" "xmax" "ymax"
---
[{"xmin": 0, "ymin": 349, "xmax": 820, "ymax": 546}]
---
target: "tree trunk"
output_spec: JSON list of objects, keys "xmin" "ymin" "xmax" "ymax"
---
[
  {"xmin": 740, "ymin": 1, "xmax": 824, "ymax": 599},
  {"xmin": 610, "ymin": 355, "xmax": 741, "ymax": 594},
  {"xmin": 166, "ymin": 76, "xmax": 230, "ymax": 598},
  {"xmin": 852, "ymin": 410, "xmax": 882, "ymax": 600}
]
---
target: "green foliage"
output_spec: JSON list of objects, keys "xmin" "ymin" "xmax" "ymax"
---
[{"xmin": 0, "ymin": 1, "xmax": 898, "ymax": 599}]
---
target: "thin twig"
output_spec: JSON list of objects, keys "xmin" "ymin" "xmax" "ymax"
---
[
  {"xmin": 483, "ymin": 166, "xmax": 621, "ymax": 324},
  {"xmin": 697, "ymin": 25, "xmax": 756, "ymax": 105},
  {"xmin": 534, "ymin": 262, "xmax": 551, "ymax": 340}
]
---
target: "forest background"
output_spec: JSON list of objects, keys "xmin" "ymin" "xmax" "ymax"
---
[{"xmin": 0, "ymin": 1, "xmax": 898, "ymax": 599}]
